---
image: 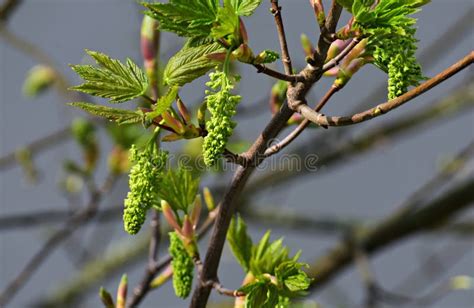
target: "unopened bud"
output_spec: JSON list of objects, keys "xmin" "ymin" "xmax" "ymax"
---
[
  {"xmin": 232, "ymin": 44, "xmax": 254, "ymax": 64},
  {"xmin": 197, "ymin": 102, "xmax": 207, "ymax": 128},
  {"xmin": 162, "ymin": 111, "xmax": 185, "ymax": 135},
  {"xmin": 99, "ymin": 287, "xmax": 114, "ymax": 308},
  {"xmin": 141, "ymin": 15, "xmax": 160, "ymax": 97},
  {"xmin": 177, "ymin": 97, "xmax": 191, "ymax": 124},
  {"xmin": 203, "ymin": 187, "xmax": 215, "ymax": 211},
  {"xmin": 190, "ymin": 195, "xmax": 202, "ymax": 228},
  {"xmin": 326, "ymin": 39, "xmax": 352, "ymax": 61},
  {"xmin": 116, "ymin": 274, "xmax": 128, "ymax": 308},
  {"xmin": 300, "ymin": 34, "xmax": 315, "ymax": 57},
  {"xmin": 23, "ymin": 65, "xmax": 56, "ymax": 97},
  {"xmin": 162, "ymin": 200, "xmax": 182, "ymax": 233},
  {"xmin": 239, "ymin": 18, "xmax": 249, "ymax": 44}
]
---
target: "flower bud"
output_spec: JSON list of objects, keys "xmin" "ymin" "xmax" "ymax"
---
[
  {"xmin": 108, "ymin": 146, "xmax": 130, "ymax": 174},
  {"xmin": 232, "ymin": 43, "xmax": 254, "ymax": 64},
  {"xmin": 116, "ymin": 274, "xmax": 127, "ymax": 308},
  {"xmin": 99, "ymin": 287, "xmax": 114, "ymax": 308},
  {"xmin": 254, "ymin": 50, "xmax": 280, "ymax": 64},
  {"xmin": 197, "ymin": 101, "xmax": 207, "ymax": 129},
  {"xmin": 190, "ymin": 195, "xmax": 202, "ymax": 228},
  {"xmin": 162, "ymin": 200, "xmax": 181, "ymax": 233},
  {"xmin": 141, "ymin": 15, "xmax": 160, "ymax": 97},
  {"xmin": 300, "ymin": 34, "xmax": 315, "ymax": 57},
  {"xmin": 177, "ymin": 97, "xmax": 191, "ymax": 124},
  {"xmin": 326, "ymin": 39, "xmax": 352, "ymax": 61},
  {"xmin": 162, "ymin": 111, "xmax": 185, "ymax": 135},
  {"xmin": 203, "ymin": 187, "xmax": 215, "ymax": 211},
  {"xmin": 22, "ymin": 65, "xmax": 56, "ymax": 97}
]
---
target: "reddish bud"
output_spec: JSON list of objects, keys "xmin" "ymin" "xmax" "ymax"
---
[
  {"xmin": 162, "ymin": 200, "xmax": 181, "ymax": 233},
  {"xmin": 239, "ymin": 18, "xmax": 249, "ymax": 44},
  {"xmin": 162, "ymin": 111, "xmax": 185, "ymax": 135},
  {"xmin": 116, "ymin": 274, "xmax": 128, "ymax": 308},
  {"xmin": 177, "ymin": 97, "xmax": 191, "ymax": 124},
  {"xmin": 203, "ymin": 187, "xmax": 215, "ymax": 211},
  {"xmin": 190, "ymin": 195, "xmax": 202, "ymax": 228},
  {"xmin": 300, "ymin": 34, "xmax": 315, "ymax": 57}
]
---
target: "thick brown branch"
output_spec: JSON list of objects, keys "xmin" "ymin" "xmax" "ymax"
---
[{"xmin": 297, "ymin": 52, "xmax": 473, "ymax": 127}]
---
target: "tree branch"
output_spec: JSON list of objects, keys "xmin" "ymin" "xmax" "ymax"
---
[
  {"xmin": 297, "ymin": 52, "xmax": 473, "ymax": 127},
  {"xmin": 253, "ymin": 63, "xmax": 303, "ymax": 82},
  {"xmin": 0, "ymin": 0, "xmax": 22, "ymax": 21},
  {"xmin": 264, "ymin": 83, "xmax": 340, "ymax": 157}
]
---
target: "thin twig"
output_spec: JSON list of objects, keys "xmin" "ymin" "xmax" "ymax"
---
[
  {"xmin": 297, "ymin": 52, "xmax": 473, "ymax": 127},
  {"xmin": 270, "ymin": 0, "xmax": 293, "ymax": 75},
  {"xmin": 0, "ymin": 174, "xmax": 118, "ymax": 306},
  {"xmin": 253, "ymin": 63, "xmax": 303, "ymax": 82},
  {"xmin": 322, "ymin": 38, "xmax": 360, "ymax": 72},
  {"xmin": 264, "ymin": 83, "xmax": 340, "ymax": 157},
  {"xmin": 127, "ymin": 210, "xmax": 161, "ymax": 307}
]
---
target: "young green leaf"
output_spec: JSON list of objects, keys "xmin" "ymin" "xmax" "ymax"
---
[
  {"xmin": 70, "ymin": 50, "xmax": 148, "ymax": 103},
  {"xmin": 242, "ymin": 281, "xmax": 279, "ymax": 308},
  {"xmin": 163, "ymin": 42, "xmax": 224, "ymax": 86},
  {"xmin": 227, "ymin": 215, "xmax": 253, "ymax": 272},
  {"xmin": 211, "ymin": 0, "xmax": 240, "ymax": 43},
  {"xmin": 230, "ymin": 0, "xmax": 263, "ymax": 16},
  {"xmin": 275, "ymin": 261, "xmax": 311, "ymax": 293},
  {"xmin": 143, "ymin": 0, "xmax": 219, "ymax": 38},
  {"xmin": 145, "ymin": 86, "xmax": 180, "ymax": 120},
  {"xmin": 68, "ymin": 102, "xmax": 144, "ymax": 125},
  {"xmin": 158, "ymin": 166, "xmax": 200, "ymax": 214}
]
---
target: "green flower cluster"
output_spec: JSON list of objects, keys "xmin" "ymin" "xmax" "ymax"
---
[
  {"xmin": 202, "ymin": 70, "xmax": 241, "ymax": 166},
  {"xmin": 123, "ymin": 144, "xmax": 168, "ymax": 234},
  {"xmin": 169, "ymin": 231, "xmax": 194, "ymax": 298},
  {"xmin": 371, "ymin": 33, "xmax": 423, "ymax": 99}
]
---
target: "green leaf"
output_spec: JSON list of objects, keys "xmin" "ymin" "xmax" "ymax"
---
[
  {"xmin": 275, "ymin": 261, "xmax": 311, "ymax": 293},
  {"xmin": 163, "ymin": 42, "xmax": 224, "ymax": 86},
  {"xmin": 143, "ymin": 0, "xmax": 219, "ymax": 38},
  {"xmin": 243, "ymin": 281, "xmax": 279, "ymax": 308},
  {"xmin": 227, "ymin": 215, "xmax": 253, "ymax": 272},
  {"xmin": 337, "ymin": 0, "xmax": 354, "ymax": 12},
  {"xmin": 70, "ymin": 50, "xmax": 148, "ymax": 103},
  {"xmin": 157, "ymin": 166, "xmax": 200, "ymax": 213},
  {"xmin": 244, "ymin": 282, "xmax": 268, "ymax": 308},
  {"xmin": 230, "ymin": 0, "xmax": 263, "ymax": 16},
  {"xmin": 68, "ymin": 102, "xmax": 144, "ymax": 125},
  {"xmin": 146, "ymin": 86, "xmax": 180, "ymax": 120},
  {"xmin": 211, "ymin": 0, "xmax": 240, "ymax": 43}
]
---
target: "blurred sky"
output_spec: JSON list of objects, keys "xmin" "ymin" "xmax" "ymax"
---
[{"xmin": 1, "ymin": 0, "xmax": 473, "ymax": 307}]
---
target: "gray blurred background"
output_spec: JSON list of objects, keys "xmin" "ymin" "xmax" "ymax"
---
[{"xmin": 1, "ymin": 0, "xmax": 473, "ymax": 307}]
